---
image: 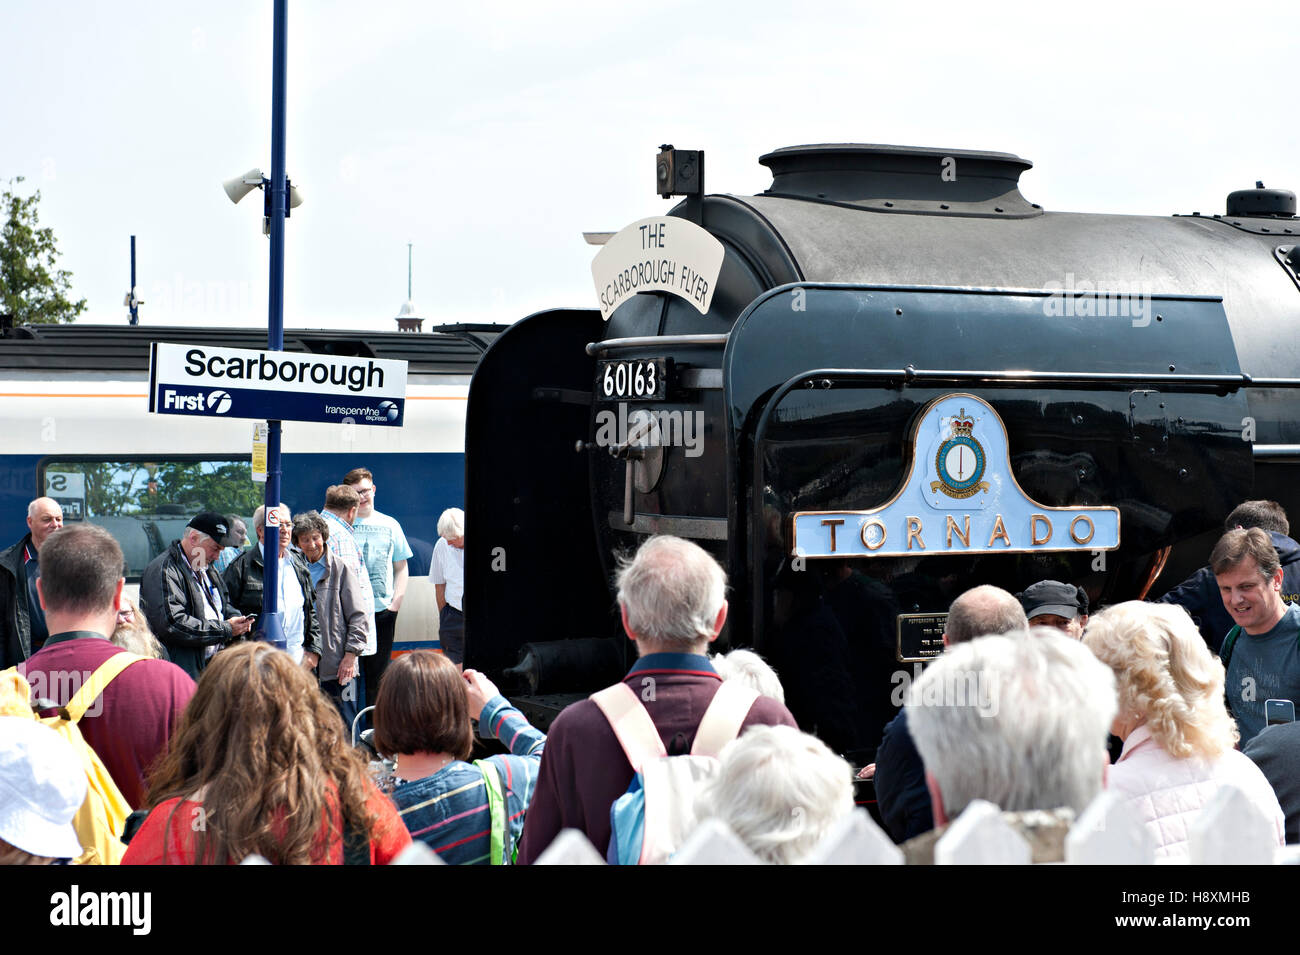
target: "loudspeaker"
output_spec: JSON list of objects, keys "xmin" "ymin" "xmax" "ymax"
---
[{"xmin": 223, "ymin": 168, "xmax": 265, "ymax": 204}]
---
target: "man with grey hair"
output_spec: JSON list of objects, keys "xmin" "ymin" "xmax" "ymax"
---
[
  {"xmin": 0, "ymin": 497, "xmax": 64, "ymax": 669},
  {"xmin": 517, "ymin": 535, "xmax": 796, "ymax": 863},
  {"xmin": 904, "ymin": 628, "xmax": 1117, "ymax": 862},
  {"xmin": 428, "ymin": 506, "xmax": 465, "ymax": 666},
  {"xmin": 872, "ymin": 585, "xmax": 1028, "ymax": 844},
  {"xmin": 140, "ymin": 511, "xmax": 255, "ymax": 679}
]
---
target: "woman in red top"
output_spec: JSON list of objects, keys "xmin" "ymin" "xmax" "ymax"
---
[{"xmin": 123, "ymin": 642, "xmax": 410, "ymax": 865}]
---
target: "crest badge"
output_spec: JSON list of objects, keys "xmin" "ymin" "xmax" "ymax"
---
[
  {"xmin": 931, "ymin": 408, "xmax": 989, "ymax": 499},
  {"xmin": 790, "ymin": 392, "xmax": 1121, "ymax": 558}
]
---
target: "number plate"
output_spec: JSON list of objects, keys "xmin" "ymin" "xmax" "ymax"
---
[{"xmin": 596, "ymin": 359, "xmax": 668, "ymax": 401}]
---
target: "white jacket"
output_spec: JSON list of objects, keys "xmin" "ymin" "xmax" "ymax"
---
[{"xmin": 1108, "ymin": 724, "xmax": 1285, "ymax": 859}]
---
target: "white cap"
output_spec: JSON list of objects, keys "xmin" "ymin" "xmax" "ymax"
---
[{"xmin": 0, "ymin": 717, "xmax": 87, "ymax": 859}]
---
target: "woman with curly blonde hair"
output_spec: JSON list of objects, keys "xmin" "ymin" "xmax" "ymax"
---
[
  {"xmin": 1083, "ymin": 602, "xmax": 1284, "ymax": 858},
  {"xmin": 122, "ymin": 642, "xmax": 411, "ymax": 865}
]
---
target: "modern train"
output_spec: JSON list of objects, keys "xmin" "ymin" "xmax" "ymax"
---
[
  {"xmin": 0, "ymin": 321, "xmax": 504, "ymax": 654},
  {"xmin": 465, "ymin": 142, "xmax": 1300, "ymax": 761}
]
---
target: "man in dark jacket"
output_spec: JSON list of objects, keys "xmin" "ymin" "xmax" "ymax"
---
[
  {"xmin": 1244, "ymin": 721, "xmax": 1300, "ymax": 844},
  {"xmin": 872, "ymin": 585, "xmax": 1027, "ymax": 844},
  {"xmin": 0, "ymin": 497, "xmax": 64, "ymax": 670},
  {"xmin": 222, "ymin": 503, "xmax": 320, "ymax": 665},
  {"xmin": 138, "ymin": 512, "xmax": 255, "ymax": 680},
  {"xmin": 1158, "ymin": 500, "xmax": 1300, "ymax": 653}
]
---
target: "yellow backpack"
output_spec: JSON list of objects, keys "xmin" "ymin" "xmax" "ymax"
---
[{"xmin": 1, "ymin": 653, "xmax": 142, "ymax": 865}]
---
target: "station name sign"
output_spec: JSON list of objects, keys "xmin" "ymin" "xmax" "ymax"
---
[
  {"xmin": 792, "ymin": 394, "xmax": 1120, "ymax": 558},
  {"xmin": 148, "ymin": 342, "xmax": 408, "ymax": 427},
  {"xmin": 591, "ymin": 216, "xmax": 725, "ymax": 320}
]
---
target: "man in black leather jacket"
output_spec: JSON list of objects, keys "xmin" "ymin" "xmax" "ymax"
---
[{"xmin": 139, "ymin": 512, "xmax": 255, "ymax": 680}]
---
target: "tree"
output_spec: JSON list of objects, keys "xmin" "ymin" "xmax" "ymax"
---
[{"xmin": 0, "ymin": 177, "xmax": 86, "ymax": 325}]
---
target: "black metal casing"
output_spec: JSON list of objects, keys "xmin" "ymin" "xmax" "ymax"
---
[{"xmin": 465, "ymin": 144, "xmax": 1300, "ymax": 755}]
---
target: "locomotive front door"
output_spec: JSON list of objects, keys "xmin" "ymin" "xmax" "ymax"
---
[{"xmin": 463, "ymin": 308, "xmax": 617, "ymax": 677}]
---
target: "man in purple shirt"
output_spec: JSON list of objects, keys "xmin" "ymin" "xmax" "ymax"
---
[
  {"xmin": 517, "ymin": 535, "xmax": 797, "ymax": 863},
  {"xmin": 20, "ymin": 523, "xmax": 195, "ymax": 808}
]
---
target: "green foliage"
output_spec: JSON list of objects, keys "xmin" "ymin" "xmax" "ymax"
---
[
  {"xmin": 51, "ymin": 460, "xmax": 263, "ymax": 519},
  {"xmin": 81, "ymin": 462, "xmax": 146, "ymax": 516},
  {"xmin": 1, "ymin": 177, "xmax": 86, "ymax": 325},
  {"xmin": 144, "ymin": 461, "xmax": 263, "ymax": 516}
]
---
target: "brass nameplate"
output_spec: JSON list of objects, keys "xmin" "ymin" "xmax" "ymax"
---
[{"xmin": 897, "ymin": 613, "xmax": 947, "ymax": 663}]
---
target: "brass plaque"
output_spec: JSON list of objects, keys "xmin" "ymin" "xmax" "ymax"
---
[{"xmin": 897, "ymin": 613, "xmax": 947, "ymax": 663}]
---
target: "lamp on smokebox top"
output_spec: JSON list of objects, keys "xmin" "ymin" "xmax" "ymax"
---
[{"xmin": 657, "ymin": 145, "xmax": 704, "ymax": 223}]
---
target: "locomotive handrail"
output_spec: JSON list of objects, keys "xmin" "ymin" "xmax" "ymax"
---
[
  {"xmin": 754, "ymin": 366, "xmax": 1300, "ymax": 399},
  {"xmin": 1253, "ymin": 445, "xmax": 1300, "ymax": 457},
  {"xmin": 747, "ymin": 364, "xmax": 1298, "ymax": 455},
  {"xmin": 585, "ymin": 333, "xmax": 729, "ymax": 356},
  {"xmin": 1242, "ymin": 376, "xmax": 1300, "ymax": 388}
]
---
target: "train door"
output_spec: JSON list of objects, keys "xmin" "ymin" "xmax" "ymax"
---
[{"xmin": 463, "ymin": 308, "xmax": 619, "ymax": 680}]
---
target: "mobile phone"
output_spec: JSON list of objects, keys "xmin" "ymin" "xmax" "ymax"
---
[{"xmin": 1265, "ymin": 699, "xmax": 1296, "ymax": 726}]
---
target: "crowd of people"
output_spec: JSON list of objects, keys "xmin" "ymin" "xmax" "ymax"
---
[{"xmin": 0, "ymin": 490, "xmax": 1297, "ymax": 865}]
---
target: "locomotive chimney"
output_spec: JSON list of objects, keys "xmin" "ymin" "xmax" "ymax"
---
[{"xmin": 758, "ymin": 143, "xmax": 1040, "ymax": 217}]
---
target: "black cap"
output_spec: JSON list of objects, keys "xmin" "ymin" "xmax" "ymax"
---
[
  {"xmin": 220, "ymin": 515, "xmax": 247, "ymax": 548},
  {"xmin": 188, "ymin": 511, "xmax": 229, "ymax": 540},
  {"xmin": 1018, "ymin": 580, "xmax": 1087, "ymax": 620}
]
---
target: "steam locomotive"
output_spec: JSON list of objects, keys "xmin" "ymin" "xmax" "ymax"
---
[{"xmin": 465, "ymin": 143, "xmax": 1300, "ymax": 762}]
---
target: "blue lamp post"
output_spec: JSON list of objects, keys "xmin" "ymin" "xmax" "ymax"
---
[
  {"xmin": 258, "ymin": 0, "xmax": 290, "ymax": 650},
  {"xmin": 221, "ymin": 0, "xmax": 297, "ymax": 649}
]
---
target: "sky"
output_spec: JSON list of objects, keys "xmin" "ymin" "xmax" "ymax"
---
[{"xmin": 3, "ymin": 0, "xmax": 1297, "ymax": 331}]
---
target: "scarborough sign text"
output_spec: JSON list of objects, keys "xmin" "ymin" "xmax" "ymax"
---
[{"xmin": 148, "ymin": 342, "xmax": 408, "ymax": 426}]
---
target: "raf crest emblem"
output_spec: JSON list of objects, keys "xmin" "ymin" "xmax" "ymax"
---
[{"xmin": 931, "ymin": 408, "xmax": 989, "ymax": 499}]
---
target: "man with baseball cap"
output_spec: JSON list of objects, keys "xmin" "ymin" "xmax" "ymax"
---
[
  {"xmin": 1017, "ymin": 580, "xmax": 1089, "ymax": 639},
  {"xmin": 139, "ymin": 511, "xmax": 255, "ymax": 679}
]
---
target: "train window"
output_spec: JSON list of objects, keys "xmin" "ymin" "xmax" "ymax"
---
[{"xmin": 39, "ymin": 458, "xmax": 261, "ymax": 579}]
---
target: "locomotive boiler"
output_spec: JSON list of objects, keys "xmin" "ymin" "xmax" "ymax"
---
[{"xmin": 465, "ymin": 143, "xmax": 1300, "ymax": 761}]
